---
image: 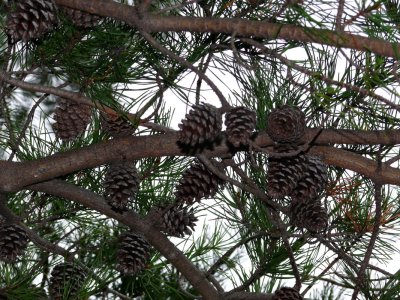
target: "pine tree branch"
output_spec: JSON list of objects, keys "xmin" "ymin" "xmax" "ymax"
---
[
  {"xmin": 29, "ymin": 180, "xmax": 221, "ymax": 300},
  {"xmin": 55, "ymin": 0, "xmax": 400, "ymax": 58},
  {"xmin": 1, "ymin": 130, "xmax": 400, "ymax": 191}
]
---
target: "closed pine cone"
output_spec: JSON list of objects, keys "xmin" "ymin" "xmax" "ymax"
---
[
  {"xmin": 49, "ymin": 262, "xmax": 85, "ymax": 300},
  {"xmin": 156, "ymin": 204, "xmax": 198, "ymax": 237},
  {"xmin": 104, "ymin": 162, "xmax": 140, "ymax": 211},
  {"xmin": 225, "ymin": 106, "xmax": 257, "ymax": 147},
  {"xmin": 274, "ymin": 287, "xmax": 303, "ymax": 300},
  {"xmin": 290, "ymin": 155, "xmax": 328, "ymax": 202},
  {"xmin": 61, "ymin": 7, "xmax": 102, "ymax": 28},
  {"xmin": 0, "ymin": 224, "xmax": 29, "ymax": 263},
  {"xmin": 116, "ymin": 232, "xmax": 151, "ymax": 275},
  {"xmin": 178, "ymin": 103, "xmax": 222, "ymax": 148},
  {"xmin": 6, "ymin": 0, "xmax": 58, "ymax": 42},
  {"xmin": 266, "ymin": 105, "xmax": 305, "ymax": 144},
  {"xmin": 100, "ymin": 112, "xmax": 136, "ymax": 138},
  {"xmin": 266, "ymin": 144, "xmax": 305, "ymax": 199},
  {"xmin": 290, "ymin": 199, "xmax": 328, "ymax": 233},
  {"xmin": 52, "ymin": 98, "xmax": 92, "ymax": 141},
  {"xmin": 174, "ymin": 160, "xmax": 223, "ymax": 204}
]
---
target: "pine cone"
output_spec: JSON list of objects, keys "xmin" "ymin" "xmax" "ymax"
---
[
  {"xmin": 290, "ymin": 199, "xmax": 328, "ymax": 233},
  {"xmin": 178, "ymin": 103, "xmax": 222, "ymax": 148},
  {"xmin": 266, "ymin": 145, "xmax": 305, "ymax": 199},
  {"xmin": 225, "ymin": 106, "xmax": 257, "ymax": 147},
  {"xmin": 175, "ymin": 161, "xmax": 223, "ymax": 204},
  {"xmin": 104, "ymin": 162, "xmax": 140, "ymax": 211},
  {"xmin": 116, "ymin": 232, "xmax": 151, "ymax": 275},
  {"xmin": 6, "ymin": 0, "xmax": 58, "ymax": 42},
  {"xmin": 156, "ymin": 204, "xmax": 198, "ymax": 237},
  {"xmin": 266, "ymin": 105, "xmax": 305, "ymax": 144},
  {"xmin": 0, "ymin": 224, "xmax": 29, "ymax": 263},
  {"xmin": 61, "ymin": 7, "xmax": 102, "ymax": 28},
  {"xmin": 52, "ymin": 98, "xmax": 92, "ymax": 141},
  {"xmin": 290, "ymin": 155, "xmax": 328, "ymax": 202},
  {"xmin": 100, "ymin": 113, "xmax": 136, "ymax": 138},
  {"xmin": 49, "ymin": 262, "xmax": 85, "ymax": 300},
  {"xmin": 275, "ymin": 287, "xmax": 303, "ymax": 300}
]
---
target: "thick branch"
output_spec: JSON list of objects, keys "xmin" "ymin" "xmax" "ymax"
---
[
  {"xmin": 55, "ymin": 0, "xmax": 400, "ymax": 58},
  {"xmin": 2, "ymin": 130, "xmax": 400, "ymax": 191},
  {"xmin": 29, "ymin": 180, "xmax": 220, "ymax": 300}
]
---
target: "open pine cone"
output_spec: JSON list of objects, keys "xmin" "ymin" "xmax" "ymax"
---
[
  {"xmin": 174, "ymin": 160, "xmax": 224, "ymax": 204},
  {"xmin": 6, "ymin": 0, "xmax": 58, "ymax": 42},
  {"xmin": 116, "ymin": 232, "xmax": 151, "ymax": 275},
  {"xmin": 154, "ymin": 204, "xmax": 198, "ymax": 237},
  {"xmin": 266, "ymin": 144, "xmax": 305, "ymax": 199},
  {"xmin": 290, "ymin": 199, "xmax": 328, "ymax": 233},
  {"xmin": 225, "ymin": 106, "xmax": 257, "ymax": 147},
  {"xmin": 266, "ymin": 105, "xmax": 305, "ymax": 144},
  {"xmin": 290, "ymin": 155, "xmax": 328, "ymax": 202},
  {"xmin": 61, "ymin": 6, "xmax": 102, "ymax": 28},
  {"xmin": 0, "ymin": 224, "xmax": 29, "ymax": 263},
  {"xmin": 178, "ymin": 103, "xmax": 222, "ymax": 149},
  {"xmin": 49, "ymin": 262, "xmax": 86, "ymax": 300},
  {"xmin": 100, "ymin": 112, "xmax": 136, "ymax": 138},
  {"xmin": 104, "ymin": 162, "xmax": 140, "ymax": 211},
  {"xmin": 52, "ymin": 98, "xmax": 92, "ymax": 141}
]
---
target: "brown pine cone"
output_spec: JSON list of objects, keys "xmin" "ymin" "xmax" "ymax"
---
[
  {"xmin": 225, "ymin": 106, "xmax": 257, "ymax": 147},
  {"xmin": 266, "ymin": 105, "xmax": 305, "ymax": 144}
]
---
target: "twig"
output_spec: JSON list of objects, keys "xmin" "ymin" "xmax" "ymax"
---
[
  {"xmin": 240, "ymin": 38, "xmax": 400, "ymax": 113},
  {"xmin": 206, "ymin": 231, "xmax": 269, "ymax": 276},
  {"xmin": 351, "ymin": 181, "xmax": 383, "ymax": 299},
  {"xmin": 271, "ymin": 211, "xmax": 302, "ymax": 290},
  {"xmin": 196, "ymin": 52, "xmax": 213, "ymax": 105},
  {"xmin": 227, "ymin": 256, "xmax": 269, "ymax": 294},
  {"xmin": 343, "ymin": 2, "xmax": 381, "ymax": 28},
  {"xmin": 155, "ymin": 0, "xmax": 199, "ymax": 14},
  {"xmin": 335, "ymin": 0, "xmax": 345, "ymax": 31},
  {"xmin": 0, "ymin": 42, "xmax": 18, "ymax": 156},
  {"xmin": 8, "ymin": 82, "xmax": 70, "ymax": 161},
  {"xmin": 197, "ymin": 154, "xmax": 286, "ymax": 212},
  {"xmin": 230, "ymin": 32, "xmax": 257, "ymax": 71},
  {"xmin": 139, "ymin": 30, "xmax": 231, "ymax": 111},
  {"xmin": 139, "ymin": 73, "xmax": 165, "ymax": 121}
]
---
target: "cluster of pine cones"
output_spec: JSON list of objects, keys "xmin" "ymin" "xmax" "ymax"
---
[
  {"xmin": 5, "ymin": 0, "xmax": 102, "ymax": 42},
  {"xmin": 4, "ymin": 0, "xmax": 327, "ymax": 296},
  {"xmin": 266, "ymin": 105, "xmax": 329, "ymax": 233}
]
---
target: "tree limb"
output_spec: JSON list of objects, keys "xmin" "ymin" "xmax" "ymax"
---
[
  {"xmin": 29, "ymin": 180, "xmax": 221, "ymax": 300},
  {"xmin": 55, "ymin": 0, "xmax": 400, "ymax": 58},
  {"xmin": 2, "ymin": 129, "xmax": 400, "ymax": 191}
]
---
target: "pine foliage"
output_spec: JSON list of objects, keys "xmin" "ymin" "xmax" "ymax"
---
[{"xmin": 0, "ymin": 0, "xmax": 400, "ymax": 299}]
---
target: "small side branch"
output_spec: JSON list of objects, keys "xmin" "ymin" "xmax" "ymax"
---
[
  {"xmin": 139, "ymin": 30, "xmax": 230, "ymax": 111},
  {"xmin": 351, "ymin": 182, "xmax": 383, "ymax": 299}
]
